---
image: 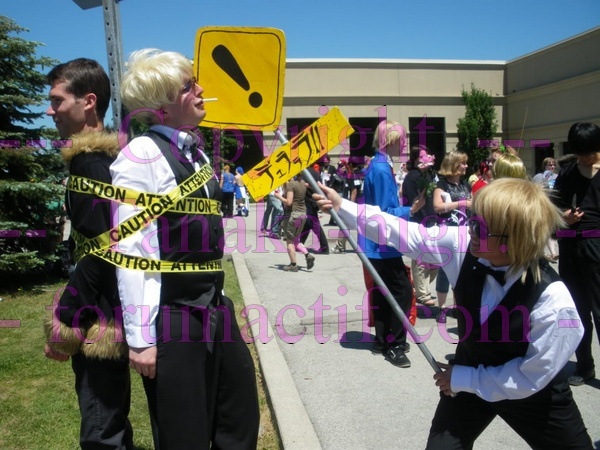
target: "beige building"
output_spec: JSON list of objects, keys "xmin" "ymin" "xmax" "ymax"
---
[{"xmin": 266, "ymin": 25, "xmax": 600, "ymax": 175}]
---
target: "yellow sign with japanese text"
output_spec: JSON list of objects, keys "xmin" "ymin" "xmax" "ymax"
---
[
  {"xmin": 242, "ymin": 107, "xmax": 354, "ymax": 200},
  {"xmin": 194, "ymin": 27, "xmax": 285, "ymax": 130}
]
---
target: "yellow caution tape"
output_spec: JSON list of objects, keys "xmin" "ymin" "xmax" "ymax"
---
[
  {"xmin": 96, "ymin": 250, "xmax": 222, "ymax": 273},
  {"xmin": 67, "ymin": 175, "xmax": 221, "ymax": 215},
  {"xmin": 72, "ymin": 162, "xmax": 217, "ymax": 262}
]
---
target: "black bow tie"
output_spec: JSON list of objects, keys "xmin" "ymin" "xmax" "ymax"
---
[
  {"xmin": 474, "ymin": 261, "xmax": 506, "ymax": 286},
  {"xmin": 188, "ymin": 143, "xmax": 201, "ymax": 161}
]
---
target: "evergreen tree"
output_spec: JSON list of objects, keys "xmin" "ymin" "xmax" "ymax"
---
[
  {"xmin": 0, "ymin": 15, "xmax": 58, "ymax": 140},
  {"xmin": 456, "ymin": 83, "xmax": 498, "ymax": 167},
  {"xmin": 0, "ymin": 16, "xmax": 65, "ymax": 280},
  {"xmin": 0, "ymin": 146, "xmax": 67, "ymax": 277}
]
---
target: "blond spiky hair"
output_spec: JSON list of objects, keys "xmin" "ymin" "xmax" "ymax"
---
[
  {"xmin": 472, "ymin": 178, "xmax": 564, "ymax": 282},
  {"xmin": 120, "ymin": 48, "xmax": 194, "ymax": 124}
]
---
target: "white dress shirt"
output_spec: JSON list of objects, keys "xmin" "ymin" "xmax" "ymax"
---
[
  {"xmin": 338, "ymin": 199, "xmax": 583, "ymax": 402},
  {"xmin": 109, "ymin": 126, "xmax": 210, "ymax": 349}
]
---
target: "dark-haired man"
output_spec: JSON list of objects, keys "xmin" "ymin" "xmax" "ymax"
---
[{"xmin": 43, "ymin": 58, "xmax": 133, "ymax": 449}]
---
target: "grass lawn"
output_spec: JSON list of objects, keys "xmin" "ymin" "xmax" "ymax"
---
[{"xmin": 0, "ymin": 258, "xmax": 280, "ymax": 450}]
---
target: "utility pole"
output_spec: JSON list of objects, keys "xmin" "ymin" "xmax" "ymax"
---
[{"xmin": 72, "ymin": 0, "xmax": 125, "ymax": 130}]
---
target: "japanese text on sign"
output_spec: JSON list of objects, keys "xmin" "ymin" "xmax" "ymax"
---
[{"xmin": 243, "ymin": 107, "xmax": 354, "ymax": 200}]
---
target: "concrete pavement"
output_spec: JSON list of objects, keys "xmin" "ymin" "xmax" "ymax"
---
[{"xmin": 225, "ymin": 203, "xmax": 600, "ymax": 450}]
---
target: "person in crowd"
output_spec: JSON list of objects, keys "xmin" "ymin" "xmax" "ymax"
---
[
  {"xmin": 319, "ymin": 156, "xmax": 332, "ymax": 186},
  {"xmin": 542, "ymin": 154, "xmax": 577, "ymax": 262},
  {"xmin": 219, "ymin": 163, "xmax": 235, "ymax": 217},
  {"xmin": 275, "ymin": 174, "xmax": 316, "ymax": 271},
  {"xmin": 473, "ymin": 153, "xmax": 527, "ymax": 197},
  {"xmin": 315, "ymin": 177, "xmax": 592, "ymax": 449},
  {"xmin": 402, "ymin": 145, "xmax": 438, "ymax": 308},
  {"xmin": 300, "ymin": 167, "xmax": 330, "ymax": 254},
  {"xmin": 261, "ymin": 186, "xmax": 284, "ymax": 239},
  {"xmin": 431, "ymin": 150, "xmax": 472, "ymax": 322},
  {"xmin": 533, "ymin": 157, "xmax": 557, "ymax": 187},
  {"xmin": 332, "ymin": 160, "xmax": 361, "ymax": 253},
  {"xmin": 322, "ymin": 157, "xmax": 342, "ymax": 226},
  {"xmin": 42, "ymin": 58, "xmax": 134, "ymax": 450},
  {"xmin": 234, "ymin": 166, "xmax": 249, "ymax": 216},
  {"xmin": 471, "ymin": 160, "xmax": 493, "ymax": 195},
  {"xmin": 360, "ymin": 120, "xmax": 424, "ymax": 367},
  {"xmin": 111, "ymin": 48, "xmax": 259, "ymax": 448},
  {"xmin": 467, "ymin": 162, "xmax": 481, "ymax": 186},
  {"xmin": 395, "ymin": 161, "xmax": 409, "ymax": 198},
  {"xmin": 553, "ymin": 122, "xmax": 600, "ymax": 387},
  {"xmin": 492, "ymin": 153, "xmax": 527, "ymax": 180},
  {"xmin": 326, "ymin": 160, "xmax": 346, "ymax": 226}
]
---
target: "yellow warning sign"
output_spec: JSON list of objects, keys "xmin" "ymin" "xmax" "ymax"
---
[
  {"xmin": 194, "ymin": 27, "xmax": 286, "ymax": 130},
  {"xmin": 242, "ymin": 107, "xmax": 354, "ymax": 200}
]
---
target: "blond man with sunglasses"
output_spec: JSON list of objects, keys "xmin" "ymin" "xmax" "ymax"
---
[{"xmin": 111, "ymin": 49, "xmax": 259, "ymax": 449}]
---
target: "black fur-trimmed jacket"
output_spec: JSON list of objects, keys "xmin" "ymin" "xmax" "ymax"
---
[{"xmin": 44, "ymin": 131, "xmax": 127, "ymax": 360}]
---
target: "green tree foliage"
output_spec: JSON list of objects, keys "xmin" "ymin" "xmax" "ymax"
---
[
  {"xmin": 0, "ymin": 15, "xmax": 58, "ymax": 140},
  {"xmin": 456, "ymin": 84, "xmax": 498, "ymax": 167},
  {"xmin": 0, "ymin": 145, "xmax": 67, "ymax": 277},
  {"xmin": 199, "ymin": 126, "xmax": 248, "ymax": 169},
  {"xmin": 0, "ymin": 16, "xmax": 65, "ymax": 280}
]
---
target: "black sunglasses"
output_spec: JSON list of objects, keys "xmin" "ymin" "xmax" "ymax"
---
[{"xmin": 468, "ymin": 220, "xmax": 508, "ymax": 239}]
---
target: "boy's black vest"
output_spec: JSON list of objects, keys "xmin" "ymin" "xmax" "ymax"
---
[
  {"xmin": 453, "ymin": 253, "xmax": 560, "ymax": 368},
  {"xmin": 147, "ymin": 131, "xmax": 224, "ymax": 308}
]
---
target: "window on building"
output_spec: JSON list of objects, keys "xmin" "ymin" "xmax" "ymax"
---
[
  {"xmin": 348, "ymin": 117, "xmax": 382, "ymax": 158},
  {"xmin": 408, "ymin": 116, "xmax": 446, "ymax": 169},
  {"xmin": 286, "ymin": 118, "xmax": 317, "ymax": 140}
]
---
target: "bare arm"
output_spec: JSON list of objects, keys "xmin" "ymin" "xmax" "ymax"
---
[
  {"xmin": 276, "ymin": 189, "xmax": 294, "ymax": 208},
  {"xmin": 433, "ymin": 187, "xmax": 471, "ymax": 214}
]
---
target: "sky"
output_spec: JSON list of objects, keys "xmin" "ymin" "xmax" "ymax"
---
[{"xmin": 3, "ymin": 0, "xmax": 600, "ymax": 129}]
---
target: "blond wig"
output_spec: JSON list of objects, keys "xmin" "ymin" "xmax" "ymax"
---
[
  {"xmin": 120, "ymin": 49, "xmax": 194, "ymax": 124},
  {"xmin": 472, "ymin": 178, "xmax": 564, "ymax": 282},
  {"xmin": 493, "ymin": 154, "xmax": 527, "ymax": 180},
  {"xmin": 372, "ymin": 119, "xmax": 407, "ymax": 152}
]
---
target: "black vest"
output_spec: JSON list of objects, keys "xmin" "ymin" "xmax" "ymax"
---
[
  {"xmin": 453, "ymin": 253, "xmax": 560, "ymax": 368},
  {"xmin": 147, "ymin": 131, "xmax": 224, "ymax": 307}
]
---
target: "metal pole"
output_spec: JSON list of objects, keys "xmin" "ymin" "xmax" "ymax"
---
[
  {"xmin": 101, "ymin": 0, "xmax": 124, "ymax": 130},
  {"xmin": 275, "ymin": 129, "xmax": 444, "ymax": 375}
]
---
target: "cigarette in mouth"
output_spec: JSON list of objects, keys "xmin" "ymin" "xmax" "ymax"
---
[{"xmin": 203, "ymin": 98, "xmax": 218, "ymax": 103}]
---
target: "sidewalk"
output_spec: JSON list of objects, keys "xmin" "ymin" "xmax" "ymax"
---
[{"xmin": 226, "ymin": 203, "xmax": 600, "ymax": 450}]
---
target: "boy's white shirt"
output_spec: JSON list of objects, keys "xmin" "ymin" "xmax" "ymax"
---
[{"xmin": 338, "ymin": 199, "xmax": 583, "ymax": 402}]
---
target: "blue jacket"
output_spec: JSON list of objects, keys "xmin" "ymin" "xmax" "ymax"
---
[
  {"xmin": 221, "ymin": 171, "xmax": 235, "ymax": 193},
  {"xmin": 359, "ymin": 151, "xmax": 410, "ymax": 259}
]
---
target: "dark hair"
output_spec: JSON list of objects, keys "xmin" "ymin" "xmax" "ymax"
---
[
  {"xmin": 46, "ymin": 58, "xmax": 111, "ymax": 120},
  {"xmin": 406, "ymin": 145, "xmax": 428, "ymax": 170},
  {"xmin": 567, "ymin": 122, "xmax": 600, "ymax": 155},
  {"xmin": 557, "ymin": 153, "xmax": 577, "ymax": 168}
]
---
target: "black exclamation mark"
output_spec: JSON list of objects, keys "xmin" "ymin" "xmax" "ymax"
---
[{"xmin": 212, "ymin": 45, "xmax": 263, "ymax": 108}]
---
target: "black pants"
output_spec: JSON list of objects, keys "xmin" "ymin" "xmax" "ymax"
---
[
  {"xmin": 426, "ymin": 379, "xmax": 592, "ymax": 449},
  {"xmin": 559, "ymin": 238, "xmax": 600, "ymax": 374},
  {"xmin": 300, "ymin": 212, "xmax": 329, "ymax": 253},
  {"xmin": 368, "ymin": 257, "xmax": 412, "ymax": 348},
  {"xmin": 143, "ymin": 298, "xmax": 259, "ymax": 450},
  {"xmin": 72, "ymin": 354, "xmax": 133, "ymax": 450},
  {"xmin": 221, "ymin": 191, "xmax": 235, "ymax": 217}
]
